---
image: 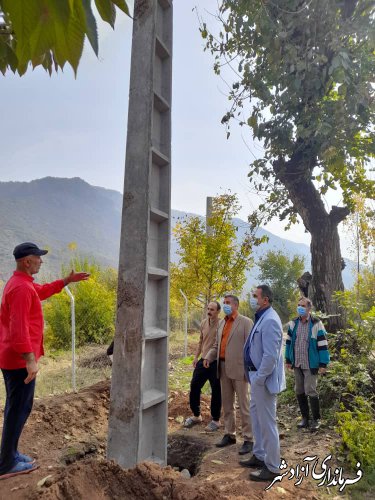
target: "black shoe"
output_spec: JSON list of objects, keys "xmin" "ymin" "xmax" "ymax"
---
[
  {"xmin": 310, "ymin": 419, "xmax": 321, "ymax": 431},
  {"xmin": 297, "ymin": 417, "xmax": 309, "ymax": 429},
  {"xmin": 216, "ymin": 434, "xmax": 236, "ymax": 448},
  {"xmin": 249, "ymin": 465, "xmax": 279, "ymax": 482},
  {"xmin": 239, "ymin": 454, "xmax": 265, "ymax": 468},
  {"xmin": 309, "ymin": 396, "xmax": 321, "ymax": 430},
  {"xmin": 238, "ymin": 440, "xmax": 253, "ymax": 455}
]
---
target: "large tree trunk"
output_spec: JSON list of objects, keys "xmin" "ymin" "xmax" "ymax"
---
[
  {"xmin": 274, "ymin": 155, "xmax": 349, "ymax": 332},
  {"xmin": 310, "ymin": 213, "xmax": 346, "ymax": 332}
]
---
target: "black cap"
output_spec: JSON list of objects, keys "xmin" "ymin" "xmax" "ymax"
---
[{"xmin": 13, "ymin": 242, "xmax": 48, "ymax": 260}]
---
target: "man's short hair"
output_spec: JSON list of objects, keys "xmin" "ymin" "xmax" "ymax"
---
[
  {"xmin": 208, "ymin": 301, "xmax": 221, "ymax": 311},
  {"xmin": 224, "ymin": 294, "xmax": 239, "ymax": 306},
  {"xmin": 257, "ymin": 285, "xmax": 273, "ymax": 304},
  {"xmin": 299, "ymin": 297, "xmax": 313, "ymax": 308}
]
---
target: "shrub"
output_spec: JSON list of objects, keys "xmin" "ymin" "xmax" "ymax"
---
[
  {"xmin": 336, "ymin": 398, "xmax": 375, "ymax": 472},
  {"xmin": 44, "ymin": 259, "xmax": 116, "ymax": 349}
]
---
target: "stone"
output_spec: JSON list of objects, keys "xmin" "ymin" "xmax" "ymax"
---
[
  {"xmin": 180, "ymin": 469, "xmax": 191, "ymax": 479},
  {"xmin": 37, "ymin": 475, "xmax": 53, "ymax": 489}
]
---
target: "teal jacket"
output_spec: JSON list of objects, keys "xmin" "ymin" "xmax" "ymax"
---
[{"xmin": 285, "ymin": 316, "xmax": 330, "ymax": 374}]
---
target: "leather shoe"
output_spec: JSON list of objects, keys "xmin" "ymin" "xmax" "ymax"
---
[
  {"xmin": 239, "ymin": 454, "xmax": 265, "ymax": 468},
  {"xmin": 238, "ymin": 440, "xmax": 253, "ymax": 455},
  {"xmin": 310, "ymin": 419, "xmax": 321, "ymax": 431},
  {"xmin": 297, "ymin": 417, "xmax": 309, "ymax": 429},
  {"xmin": 249, "ymin": 465, "xmax": 279, "ymax": 482},
  {"xmin": 215, "ymin": 434, "xmax": 236, "ymax": 447}
]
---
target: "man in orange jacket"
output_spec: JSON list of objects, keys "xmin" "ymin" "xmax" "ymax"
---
[{"xmin": 0, "ymin": 242, "xmax": 89, "ymax": 480}]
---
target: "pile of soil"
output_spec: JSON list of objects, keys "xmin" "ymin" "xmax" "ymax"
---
[
  {"xmin": 30, "ymin": 460, "xmax": 222, "ymax": 500},
  {"xmin": 168, "ymin": 391, "xmax": 211, "ymax": 425},
  {"xmin": 0, "ymin": 380, "xmax": 349, "ymax": 499}
]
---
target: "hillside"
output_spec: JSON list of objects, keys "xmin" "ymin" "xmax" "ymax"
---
[{"xmin": 0, "ymin": 177, "xmax": 355, "ymax": 288}]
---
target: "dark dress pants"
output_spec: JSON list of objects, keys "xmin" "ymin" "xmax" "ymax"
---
[
  {"xmin": 189, "ymin": 359, "xmax": 221, "ymax": 421},
  {"xmin": 0, "ymin": 368, "xmax": 36, "ymax": 474}
]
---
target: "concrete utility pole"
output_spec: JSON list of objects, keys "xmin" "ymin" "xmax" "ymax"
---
[
  {"xmin": 107, "ymin": 0, "xmax": 173, "ymax": 468},
  {"xmin": 206, "ymin": 196, "xmax": 213, "ymax": 236}
]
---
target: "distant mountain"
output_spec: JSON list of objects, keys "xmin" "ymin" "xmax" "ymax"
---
[
  {"xmin": 0, "ymin": 177, "xmax": 356, "ymax": 289},
  {"xmin": 0, "ymin": 177, "xmax": 122, "ymax": 281}
]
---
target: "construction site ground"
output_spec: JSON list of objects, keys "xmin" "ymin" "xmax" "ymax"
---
[{"xmin": 0, "ymin": 336, "xmax": 364, "ymax": 499}]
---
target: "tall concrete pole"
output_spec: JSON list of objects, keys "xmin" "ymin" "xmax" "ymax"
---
[
  {"xmin": 206, "ymin": 196, "xmax": 214, "ymax": 236},
  {"xmin": 107, "ymin": 0, "xmax": 173, "ymax": 468}
]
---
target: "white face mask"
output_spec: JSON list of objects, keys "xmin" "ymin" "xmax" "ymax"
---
[
  {"xmin": 249, "ymin": 297, "xmax": 259, "ymax": 310},
  {"xmin": 223, "ymin": 304, "xmax": 232, "ymax": 316}
]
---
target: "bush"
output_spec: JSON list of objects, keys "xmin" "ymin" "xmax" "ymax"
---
[
  {"xmin": 44, "ymin": 259, "xmax": 116, "ymax": 349},
  {"xmin": 317, "ymin": 271, "xmax": 375, "ymax": 483},
  {"xmin": 336, "ymin": 398, "xmax": 375, "ymax": 472}
]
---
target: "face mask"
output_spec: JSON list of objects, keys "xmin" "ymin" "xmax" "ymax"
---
[
  {"xmin": 250, "ymin": 297, "xmax": 259, "ymax": 310},
  {"xmin": 223, "ymin": 304, "xmax": 232, "ymax": 316},
  {"xmin": 297, "ymin": 306, "xmax": 307, "ymax": 316}
]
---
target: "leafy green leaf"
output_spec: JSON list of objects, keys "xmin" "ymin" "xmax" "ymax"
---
[
  {"xmin": 2, "ymin": 0, "xmax": 40, "ymax": 70},
  {"xmin": 46, "ymin": 0, "xmax": 71, "ymax": 25},
  {"xmin": 29, "ymin": 13, "xmax": 55, "ymax": 67},
  {"xmin": 82, "ymin": 0, "xmax": 99, "ymax": 56},
  {"xmin": 66, "ymin": 0, "xmax": 86, "ymax": 75},
  {"xmin": 95, "ymin": 0, "xmax": 116, "ymax": 28},
  {"xmin": 111, "ymin": 0, "xmax": 131, "ymax": 17},
  {"xmin": 5, "ymin": 43, "xmax": 18, "ymax": 72}
]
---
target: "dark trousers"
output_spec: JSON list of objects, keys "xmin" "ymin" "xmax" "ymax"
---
[
  {"xmin": 0, "ymin": 368, "xmax": 35, "ymax": 474},
  {"xmin": 189, "ymin": 359, "xmax": 221, "ymax": 421}
]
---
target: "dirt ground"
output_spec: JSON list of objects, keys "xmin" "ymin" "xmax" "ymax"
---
[{"xmin": 0, "ymin": 378, "xmax": 353, "ymax": 500}]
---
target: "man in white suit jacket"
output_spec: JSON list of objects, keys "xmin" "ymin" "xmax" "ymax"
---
[{"xmin": 241, "ymin": 285, "xmax": 286, "ymax": 482}]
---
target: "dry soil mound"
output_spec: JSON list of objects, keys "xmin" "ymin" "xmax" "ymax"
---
[{"xmin": 30, "ymin": 460, "xmax": 223, "ymax": 500}]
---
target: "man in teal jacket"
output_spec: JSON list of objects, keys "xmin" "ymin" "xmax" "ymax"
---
[{"xmin": 285, "ymin": 297, "xmax": 330, "ymax": 431}]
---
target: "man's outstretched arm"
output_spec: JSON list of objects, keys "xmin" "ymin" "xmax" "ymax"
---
[{"xmin": 34, "ymin": 270, "xmax": 90, "ymax": 300}]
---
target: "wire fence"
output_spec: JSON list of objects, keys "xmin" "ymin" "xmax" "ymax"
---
[{"xmin": 0, "ymin": 280, "xmax": 202, "ymax": 405}]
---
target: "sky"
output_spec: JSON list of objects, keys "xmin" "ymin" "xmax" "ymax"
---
[{"xmin": 0, "ymin": 0, "xmax": 356, "ymax": 258}]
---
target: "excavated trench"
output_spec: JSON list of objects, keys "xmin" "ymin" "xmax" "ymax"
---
[{"xmin": 167, "ymin": 433, "xmax": 211, "ymax": 476}]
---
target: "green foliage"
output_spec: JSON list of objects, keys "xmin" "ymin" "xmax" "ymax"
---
[
  {"xmin": 278, "ymin": 367, "xmax": 296, "ymax": 405},
  {"xmin": 170, "ymin": 193, "xmax": 266, "ymax": 309},
  {"xmin": 257, "ymin": 250, "xmax": 305, "ymax": 323},
  {"xmin": 315, "ymin": 270, "xmax": 375, "ymax": 476},
  {"xmin": 202, "ymin": 1, "xmax": 374, "ymax": 228},
  {"xmin": 0, "ymin": 0, "xmax": 130, "ymax": 75},
  {"xmin": 318, "ymin": 276, "xmax": 375, "ymax": 411},
  {"xmin": 318, "ymin": 359, "xmax": 374, "ymax": 414},
  {"xmin": 239, "ymin": 293, "xmax": 252, "ymax": 318},
  {"xmin": 44, "ymin": 258, "xmax": 116, "ymax": 349},
  {"xmin": 336, "ymin": 398, "xmax": 375, "ymax": 472},
  {"xmin": 343, "ymin": 195, "xmax": 375, "ymax": 266}
]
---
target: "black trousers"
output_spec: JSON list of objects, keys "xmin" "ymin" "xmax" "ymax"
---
[
  {"xmin": 0, "ymin": 368, "xmax": 36, "ymax": 474},
  {"xmin": 189, "ymin": 359, "xmax": 221, "ymax": 421}
]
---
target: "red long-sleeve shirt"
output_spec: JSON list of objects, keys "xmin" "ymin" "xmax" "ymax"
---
[{"xmin": 0, "ymin": 271, "xmax": 65, "ymax": 369}]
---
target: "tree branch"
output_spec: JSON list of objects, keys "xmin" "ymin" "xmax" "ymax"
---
[{"xmin": 329, "ymin": 206, "xmax": 350, "ymax": 225}]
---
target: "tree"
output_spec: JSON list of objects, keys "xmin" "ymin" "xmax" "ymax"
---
[
  {"xmin": 257, "ymin": 250, "xmax": 305, "ymax": 323},
  {"xmin": 170, "ymin": 193, "xmax": 265, "ymax": 309},
  {"xmin": 202, "ymin": 0, "xmax": 375, "ymax": 330},
  {"xmin": 343, "ymin": 194, "xmax": 375, "ymax": 274},
  {"xmin": 0, "ymin": 0, "xmax": 130, "ymax": 75}
]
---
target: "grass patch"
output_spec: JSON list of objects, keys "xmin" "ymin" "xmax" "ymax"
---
[
  {"xmin": 0, "ymin": 345, "xmax": 111, "ymax": 405},
  {"xmin": 347, "ymin": 468, "xmax": 375, "ymax": 499},
  {"xmin": 0, "ymin": 329, "xmax": 204, "ymax": 404},
  {"xmin": 278, "ymin": 369, "xmax": 295, "ymax": 405}
]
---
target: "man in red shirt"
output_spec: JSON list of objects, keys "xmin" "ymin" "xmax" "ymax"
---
[{"xmin": 0, "ymin": 242, "xmax": 89, "ymax": 480}]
